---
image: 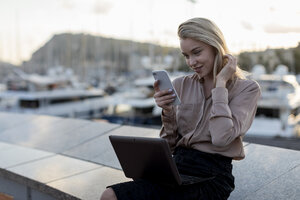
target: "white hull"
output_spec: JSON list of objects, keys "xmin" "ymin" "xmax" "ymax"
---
[
  {"xmin": 0, "ymin": 90, "xmax": 109, "ymax": 119},
  {"xmin": 247, "ymin": 116, "xmax": 299, "ymax": 138}
]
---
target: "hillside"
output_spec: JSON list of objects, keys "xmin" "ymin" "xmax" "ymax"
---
[{"xmin": 21, "ymin": 33, "xmax": 180, "ymax": 78}]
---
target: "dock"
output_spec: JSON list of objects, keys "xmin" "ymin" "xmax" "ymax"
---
[{"xmin": 0, "ymin": 112, "xmax": 299, "ymax": 200}]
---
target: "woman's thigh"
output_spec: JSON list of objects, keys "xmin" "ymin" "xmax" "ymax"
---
[{"xmin": 108, "ymin": 178, "xmax": 230, "ymax": 200}]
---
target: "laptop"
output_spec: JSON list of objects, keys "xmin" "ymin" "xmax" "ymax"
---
[{"xmin": 109, "ymin": 135, "xmax": 213, "ymax": 186}]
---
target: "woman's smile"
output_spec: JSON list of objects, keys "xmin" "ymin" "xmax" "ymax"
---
[{"xmin": 192, "ymin": 66, "xmax": 203, "ymax": 73}]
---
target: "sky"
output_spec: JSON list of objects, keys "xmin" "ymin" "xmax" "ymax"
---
[{"xmin": 0, "ymin": 0, "xmax": 300, "ymax": 65}]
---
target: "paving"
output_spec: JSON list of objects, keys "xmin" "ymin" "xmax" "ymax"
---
[{"xmin": 0, "ymin": 112, "xmax": 299, "ymax": 200}]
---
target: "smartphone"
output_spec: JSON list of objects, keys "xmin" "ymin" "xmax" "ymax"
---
[{"xmin": 152, "ymin": 70, "xmax": 181, "ymax": 105}]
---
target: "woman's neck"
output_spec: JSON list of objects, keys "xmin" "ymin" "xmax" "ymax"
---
[
  {"xmin": 203, "ymin": 72, "xmax": 214, "ymax": 87},
  {"xmin": 202, "ymin": 76, "xmax": 214, "ymax": 99}
]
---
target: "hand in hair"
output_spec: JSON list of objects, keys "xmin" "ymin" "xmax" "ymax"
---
[{"xmin": 216, "ymin": 54, "xmax": 237, "ymax": 87}]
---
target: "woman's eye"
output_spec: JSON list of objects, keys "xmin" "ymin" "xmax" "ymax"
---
[{"xmin": 194, "ymin": 50, "xmax": 201, "ymax": 55}]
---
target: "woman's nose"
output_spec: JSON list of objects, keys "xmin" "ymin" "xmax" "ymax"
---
[{"xmin": 188, "ymin": 56, "xmax": 197, "ymax": 67}]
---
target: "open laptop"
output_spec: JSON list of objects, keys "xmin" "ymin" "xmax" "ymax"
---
[{"xmin": 109, "ymin": 135, "xmax": 213, "ymax": 186}]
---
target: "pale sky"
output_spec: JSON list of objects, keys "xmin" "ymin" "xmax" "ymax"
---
[{"xmin": 0, "ymin": 0, "xmax": 300, "ymax": 65}]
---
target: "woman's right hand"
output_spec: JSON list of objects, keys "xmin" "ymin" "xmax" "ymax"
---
[{"xmin": 153, "ymin": 80, "xmax": 175, "ymax": 112}]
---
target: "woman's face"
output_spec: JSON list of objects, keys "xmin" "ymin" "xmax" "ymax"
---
[{"xmin": 180, "ymin": 38, "xmax": 216, "ymax": 79}]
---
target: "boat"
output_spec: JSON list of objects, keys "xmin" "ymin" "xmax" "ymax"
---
[
  {"xmin": 101, "ymin": 76, "xmax": 161, "ymax": 126},
  {"xmin": 247, "ymin": 64, "xmax": 300, "ymax": 138},
  {"xmin": 101, "ymin": 71, "xmax": 190, "ymax": 127},
  {"xmin": 0, "ymin": 67, "xmax": 109, "ymax": 119}
]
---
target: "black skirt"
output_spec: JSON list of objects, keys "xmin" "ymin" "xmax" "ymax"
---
[{"xmin": 108, "ymin": 146, "xmax": 235, "ymax": 200}]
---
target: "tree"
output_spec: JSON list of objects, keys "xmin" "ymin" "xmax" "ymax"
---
[{"xmin": 238, "ymin": 52, "xmax": 252, "ymax": 71}]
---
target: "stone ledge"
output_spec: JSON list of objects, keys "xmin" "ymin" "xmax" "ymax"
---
[
  {"xmin": 0, "ymin": 168, "xmax": 80, "ymax": 200},
  {"xmin": 0, "ymin": 112, "xmax": 299, "ymax": 200}
]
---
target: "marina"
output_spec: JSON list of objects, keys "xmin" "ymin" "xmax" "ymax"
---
[
  {"xmin": 0, "ymin": 1, "xmax": 299, "ymax": 199},
  {"xmin": 1, "ymin": 65, "xmax": 300, "ymax": 140},
  {"xmin": 0, "ymin": 67, "xmax": 110, "ymax": 119}
]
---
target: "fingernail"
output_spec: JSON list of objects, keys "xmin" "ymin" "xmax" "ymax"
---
[{"xmin": 168, "ymin": 89, "xmax": 173, "ymax": 92}]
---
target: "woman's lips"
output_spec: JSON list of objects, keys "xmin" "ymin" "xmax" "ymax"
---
[{"xmin": 193, "ymin": 66, "xmax": 203, "ymax": 73}]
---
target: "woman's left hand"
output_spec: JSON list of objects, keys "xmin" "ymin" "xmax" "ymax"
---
[{"xmin": 216, "ymin": 54, "xmax": 237, "ymax": 87}]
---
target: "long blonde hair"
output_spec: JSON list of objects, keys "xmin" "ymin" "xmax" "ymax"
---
[{"xmin": 178, "ymin": 18, "xmax": 244, "ymax": 83}]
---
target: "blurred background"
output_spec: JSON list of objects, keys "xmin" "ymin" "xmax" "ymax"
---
[{"xmin": 0, "ymin": 0, "xmax": 300, "ymax": 146}]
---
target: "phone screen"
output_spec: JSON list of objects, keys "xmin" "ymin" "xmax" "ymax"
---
[{"xmin": 152, "ymin": 70, "xmax": 181, "ymax": 105}]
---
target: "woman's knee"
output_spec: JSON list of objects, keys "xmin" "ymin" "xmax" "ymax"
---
[{"xmin": 100, "ymin": 188, "xmax": 117, "ymax": 200}]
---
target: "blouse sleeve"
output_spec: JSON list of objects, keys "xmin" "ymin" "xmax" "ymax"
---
[
  {"xmin": 159, "ymin": 79, "xmax": 181, "ymax": 152},
  {"xmin": 209, "ymin": 80, "xmax": 261, "ymax": 147}
]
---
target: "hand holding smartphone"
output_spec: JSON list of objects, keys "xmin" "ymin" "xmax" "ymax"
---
[{"xmin": 152, "ymin": 70, "xmax": 181, "ymax": 105}]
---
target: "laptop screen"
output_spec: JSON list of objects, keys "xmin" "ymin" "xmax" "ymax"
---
[{"xmin": 109, "ymin": 135, "xmax": 182, "ymax": 185}]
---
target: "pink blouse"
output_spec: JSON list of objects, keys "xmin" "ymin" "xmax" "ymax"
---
[{"xmin": 160, "ymin": 73, "xmax": 261, "ymax": 160}]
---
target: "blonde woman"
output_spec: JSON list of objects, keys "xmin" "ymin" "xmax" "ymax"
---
[{"xmin": 101, "ymin": 17, "xmax": 260, "ymax": 200}]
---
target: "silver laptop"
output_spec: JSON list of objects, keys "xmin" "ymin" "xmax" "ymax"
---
[{"xmin": 109, "ymin": 135, "xmax": 213, "ymax": 186}]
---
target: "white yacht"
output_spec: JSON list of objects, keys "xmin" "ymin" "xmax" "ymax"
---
[
  {"xmin": 0, "ymin": 67, "xmax": 109, "ymax": 119},
  {"xmin": 102, "ymin": 72, "xmax": 189, "ymax": 127},
  {"xmin": 247, "ymin": 65, "xmax": 300, "ymax": 137},
  {"xmin": 102, "ymin": 76, "xmax": 161, "ymax": 126}
]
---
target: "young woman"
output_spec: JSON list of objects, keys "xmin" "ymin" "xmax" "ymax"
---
[{"xmin": 100, "ymin": 17, "xmax": 260, "ymax": 200}]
